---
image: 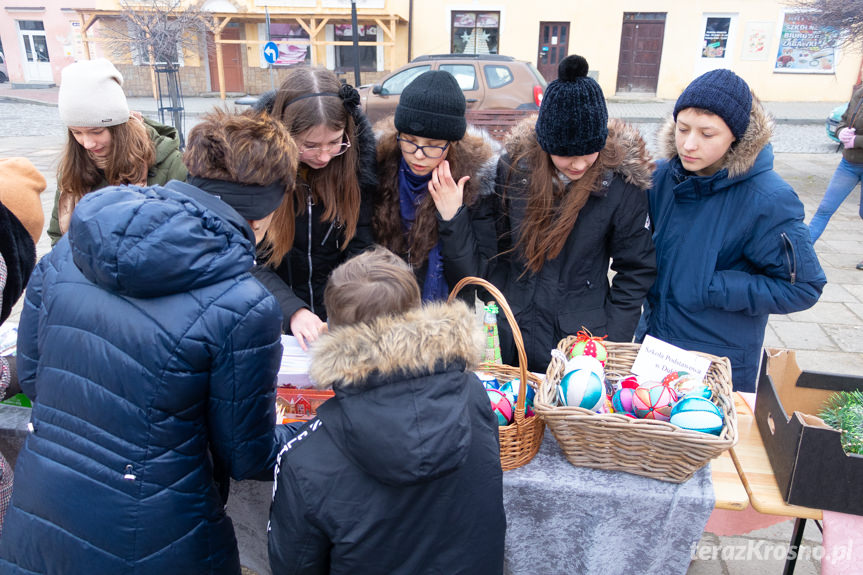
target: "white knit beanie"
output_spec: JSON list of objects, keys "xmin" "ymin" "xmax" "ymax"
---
[{"xmin": 58, "ymin": 59, "xmax": 130, "ymax": 128}]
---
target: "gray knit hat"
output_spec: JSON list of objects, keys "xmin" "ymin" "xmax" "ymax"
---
[
  {"xmin": 673, "ymin": 69, "xmax": 752, "ymax": 140},
  {"xmin": 58, "ymin": 59, "xmax": 130, "ymax": 128},
  {"xmin": 535, "ymin": 55, "xmax": 608, "ymax": 156},
  {"xmin": 394, "ymin": 70, "xmax": 466, "ymax": 141}
]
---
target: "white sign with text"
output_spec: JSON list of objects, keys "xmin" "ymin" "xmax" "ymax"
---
[{"xmin": 631, "ymin": 335, "xmax": 711, "ymax": 384}]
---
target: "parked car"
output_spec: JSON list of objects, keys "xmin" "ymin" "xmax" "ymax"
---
[
  {"xmin": 826, "ymin": 102, "xmax": 848, "ymax": 143},
  {"xmin": 357, "ymin": 53, "xmax": 546, "ymax": 125},
  {"xmin": 0, "ymin": 52, "xmax": 8, "ymax": 83}
]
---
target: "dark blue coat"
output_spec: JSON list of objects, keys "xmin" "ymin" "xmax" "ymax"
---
[
  {"xmin": 0, "ymin": 182, "xmax": 285, "ymax": 574},
  {"xmin": 642, "ymin": 103, "xmax": 826, "ymax": 391}
]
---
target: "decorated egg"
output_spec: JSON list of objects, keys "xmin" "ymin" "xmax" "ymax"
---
[
  {"xmin": 632, "ymin": 384, "xmax": 678, "ymax": 421},
  {"xmin": 477, "ymin": 372, "xmax": 500, "ymax": 390},
  {"xmin": 678, "ymin": 382, "xmax": 713, "ymax": 401},
  {"xmin": 567, "ymin": 337, "xmax": 608, "ymax": 366},
  {"xmin": 486, "ymin": 388, "xmax": 513, "ymax": 426},
  {"xmin": 660, "ymin": 370, "xmax": 689, "ymax": 387},
  {"xmin": 558, "ymin": 356, "xmax": 606, "ymax": 411},
  {"xmin": 611, "ymin": 387, "xmax": 636, "ymax": 414},
  {"xmin": 498, "ymin": 378, "xmax": 535, "ymax": 409},
  {"xmin": 670, "ymin": 396, "xmax": 724, "ymax": 435}
]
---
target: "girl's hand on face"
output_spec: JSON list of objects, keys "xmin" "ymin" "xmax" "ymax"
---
[
  {"xmin": 429, "ymin": 160, "xmax": 469, "ymax": 221},
  {"xmin": 290, "ymin": 308, "xmax": 327, "ymax": 351}
]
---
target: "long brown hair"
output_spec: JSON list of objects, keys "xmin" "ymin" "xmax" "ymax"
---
[
  {"xmin": 57, "ymin": 119, "xmax": 154, "ymax": 202},
  {"xmin": 263, "ymin": 67, "xmax": 362, "ymax": 265},
  {"xmin": 373, "ymin": 133, "xmax": 479, "ymax": 267},
  {"xmin": 506, "ymin": 125, "xmax": 624, "ymax": 274}
]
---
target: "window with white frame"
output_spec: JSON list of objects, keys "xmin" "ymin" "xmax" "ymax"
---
[{"xmin": 451, "ymin": 11, "xmax": 499, "ymax": 55}]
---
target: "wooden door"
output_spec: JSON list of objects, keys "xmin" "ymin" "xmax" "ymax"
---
[
  {"xmin": 537, "ymin": 21, "xmax": 569, "ymax": 82},
  {"xmin": 208, "ymin": 27, "xmax": 244, "ymax": 93},
  {"xmin": 615, "ymin": 13, "xmax": 666, "ymax": 93}
]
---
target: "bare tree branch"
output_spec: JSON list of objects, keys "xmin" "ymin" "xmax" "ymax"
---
[
  {"xmin": 785, "ymin": 0, "xmax": 863, "ymax": 50},
  {"xmin": 101, "ymin": 0, "xmax": 215, "ymax": 65}
]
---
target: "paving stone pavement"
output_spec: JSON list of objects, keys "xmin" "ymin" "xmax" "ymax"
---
[{"xmin": 2, "ymin": 92, "xmax": 861, "ymax": 575}]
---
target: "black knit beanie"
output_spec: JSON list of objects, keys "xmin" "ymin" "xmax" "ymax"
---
[
  {"xmin": 535, "ymin": 55, "xmax": 608, "ymax": 156},
  {"xmin": 394, "ymin": 70, "xmax": 466, "ymax": 141},
  {"xmin": 673, "ymin": 69, "xmax": 752, "ymax": 140}
]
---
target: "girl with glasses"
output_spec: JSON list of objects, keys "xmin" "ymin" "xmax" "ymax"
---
[
  {"xmin": 373, "ymin": 70, "xmax": 500, "ymax": 301},
  {"xmin": 253, "ymin": 67, "xmax": 378, "ymax": 350}
]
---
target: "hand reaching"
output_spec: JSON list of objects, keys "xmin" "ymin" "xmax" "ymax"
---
[
  {"xmin": 290, "ymin": 308, "xmax": 328, "ymax": 351},
  {"xmin": 838, "ymin": 127, "xmax": 856, "ymax": 149},
  {"xmin": 428, "ymin": 160, "xmax": 469, "ymax": 221}
]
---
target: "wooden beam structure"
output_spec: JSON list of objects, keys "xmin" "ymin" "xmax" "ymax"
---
[{"xmin": 72, "ymin": 6, "xmax": 407, "ymax": 100}]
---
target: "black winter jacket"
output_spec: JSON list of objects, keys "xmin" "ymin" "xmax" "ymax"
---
[
  {"xmin": 268, "ymin": 302, "xmax": 505, "ymax": 575},
  {"xmin": 252, "ymin": 91, "xmax": 377, "ymax": 329},
  {"xmin": 476, "ymin": 119, "xmax": 657, "ymax": 373},
  {"xmin": 373, "ymin": 119, "xmax": 500, "ymax": 294}
]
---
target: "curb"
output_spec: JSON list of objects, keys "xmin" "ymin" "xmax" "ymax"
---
[{"xmin": 0, "ymin": 95, "xmax": 57, "ymax": 107}]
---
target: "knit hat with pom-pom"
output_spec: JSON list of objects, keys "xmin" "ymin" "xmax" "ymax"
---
[{"xmin": 535, "ymin": 55, "xmax": 608, "ymax": 156}]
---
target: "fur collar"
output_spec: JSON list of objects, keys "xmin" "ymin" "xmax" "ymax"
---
[
  {"xmin": 505, "ymin": 117, "xmax": 654, "ymax": 190},
  {"xmin": 309, "ymin": 300, "xmax": 483, "ymax": 389},
  {"xmin": 657, "ymin": 94, "xmax": 774, "ymax": 179},
  {"xmin": 374, "ymin": 117, "xmax": 501, "ymax": 199}
]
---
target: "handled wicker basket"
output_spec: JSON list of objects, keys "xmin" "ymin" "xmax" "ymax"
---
[
  {"xmin": 448, "ymin": 276, "xmax": 544, "ymax": 471},
  {"xmin": 534, "ymin": 336, "xmax": 738, "ymax": 483}
]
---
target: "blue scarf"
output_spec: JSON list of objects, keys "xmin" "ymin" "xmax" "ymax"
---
[{"xmin": 397, "ymin": 158, "xmax": 448, "ymax": 301}]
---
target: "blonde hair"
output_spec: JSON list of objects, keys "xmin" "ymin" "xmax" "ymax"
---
[{"xmin": 324, "ymin": 247, "xmax": 421, "ymax": 327}]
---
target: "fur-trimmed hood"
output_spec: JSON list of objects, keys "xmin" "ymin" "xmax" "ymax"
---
[
  {"xmin": 374, "ymin": 117, "xmax": 501, "ymax": 201},
  {"xmin": 310, "ymin": 300, "xmax": 482, "ymax": 387},
  {"xmin": 308, "ymin": 300, "xmax": 485, "ymax": 485},
  {"xmin": 505, "ymin": 116, "xmax": 653, "ymax": 191},
  {"xmin": 657, "ymin": 93, "xmax": 774, "ymax": 179}
]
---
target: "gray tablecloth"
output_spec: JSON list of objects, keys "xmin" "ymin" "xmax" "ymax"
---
[{"xmin": 226, "ymin": 432, "xmax": 715, "ymax": 575}]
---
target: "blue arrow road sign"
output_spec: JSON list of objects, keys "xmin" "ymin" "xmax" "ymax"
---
[{"xmin": 263, "ymin": 41, "xmax": 279, "ymax": 64}]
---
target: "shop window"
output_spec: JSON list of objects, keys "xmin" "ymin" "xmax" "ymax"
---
[
  {"xmin": 334, "ymin": 24, "xmax": 377, "ymax": 72},
  {"xmin": 269, "ymin": 23, "xmax": 310, "ymax": 66},
  {"xmin": 451, "ymin": 11, "xmax": 499, "ymax": 55}
]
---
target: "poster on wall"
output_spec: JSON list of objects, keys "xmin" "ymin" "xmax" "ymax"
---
[
  {"xmin": 702, "ymin": 17, "xmax": 731, "ymax": 58},
  {"xmin": 774, "ymin": 11, "xmax": 837, "ymax": 73},
  {"xmin": 741, "ymin": 21, "xmax": 772, "ymax": 61}
]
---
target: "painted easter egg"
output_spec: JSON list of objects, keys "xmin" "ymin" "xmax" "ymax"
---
[
  {"xmin": 632, "ymin": 384, "xmax": 678, "ymax": 421},
  {"xmin": 487, "ymin": 388, "xmax": 513, "ymax": 426},
  {"xmin": 477, "ymin": 372, "xmax": 500, "ymax": 391},
  {"xmin": 558, "ymin": 356, "xmax": 606, "ymax": 411},
  {"xmin": 660, "ymin": 370, "xmax": 689, "ymax": 387},
  {"xmin": 618, "ymin": 374, "xmax": 644, "ymax": 390},
  {"xmin": 611, "ymin": 387, "xmax": 637, "ymax": 414},
  {"xmin": 670, "ymin": 396, "xmax": 724, "ymax": 435},
  {"xmin": 499, "ymin": 378, "xmax": 535, "ymax": 410},
  {"xmin": 567, "ymin": 338, "xmax": 609, "ymax": 366}
]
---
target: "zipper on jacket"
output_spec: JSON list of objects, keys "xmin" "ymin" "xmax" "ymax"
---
[
  {"xmin": 780, "ymin": 232, "xmax": 797, "ymax": 285},
  {"xmin": 306, "ymin": 194, "xmax": 315, "ymax": 314},
  {"xmin": 123, "ymin": 464, "xmax": 136, "ymax": 481},
  {"xmin": 321, "ymin": 221, "xmax": 336, "ymax": 247}
]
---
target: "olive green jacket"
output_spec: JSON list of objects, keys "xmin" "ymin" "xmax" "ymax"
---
[{"xmin": 47, "ymin": 118, "xmax": 187, "ymax": 245}]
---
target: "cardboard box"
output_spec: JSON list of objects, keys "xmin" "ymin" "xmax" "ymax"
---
[{"xmin": 755, "ymin": 349, "xmax": 863, "ymax": 516}]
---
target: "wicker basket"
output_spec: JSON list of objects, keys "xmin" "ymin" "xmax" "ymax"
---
[
  {"xmin": 534, "ymin": 336, "xmax": 738, "ymax": 483},
  {"xmin": 448, "ymin": 277, "xmax": 545, "ymax": 471}
]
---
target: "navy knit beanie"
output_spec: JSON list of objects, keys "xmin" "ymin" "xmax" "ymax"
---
[
  {"xmin": 535, "ymin": 55, "xmax": 608, "ymax": 156},
  {"xmin": 673, "ymin": 69, "xmax": 752, "ymax": 140},
  {"xmin": 395, "ymin": 70, "xmax": 466, "ymax": 141}
]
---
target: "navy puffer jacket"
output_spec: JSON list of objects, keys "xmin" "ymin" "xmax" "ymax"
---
[{"xmin": 0, "ymin": 182, "xmax": 284, "ymax": 575}]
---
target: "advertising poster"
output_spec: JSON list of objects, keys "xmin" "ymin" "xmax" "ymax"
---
[
  {"xmin": 774, "ymin": 12, "xmax": 837, "ymax": 73},
  {"xmin": 702, "ymin": 17, "xmax": 731, "ymax": 59},
  {"xmin": 741, "ymin": 21, "xmax": 772, "ymax": 61}
]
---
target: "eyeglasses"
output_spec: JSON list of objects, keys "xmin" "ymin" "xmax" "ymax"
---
[
  {"xmin": 396, "ymin": 136, "xmax": 450, "ymax": 159},
  {"xmin": 299, "ymin": 135, "xmax": 351, "ymax": 158}
]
